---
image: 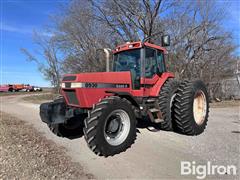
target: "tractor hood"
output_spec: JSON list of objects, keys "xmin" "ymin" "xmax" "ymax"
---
[
  {"xmin": 62, "ymin": 72, "xmax": 132, "ymax": 88},
  {"xmin": 61, "ymin": 72, "xmax": 132, "ymax": 108}
]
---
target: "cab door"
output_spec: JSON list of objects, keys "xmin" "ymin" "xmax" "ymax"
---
[{"xmin": 142, "ymin": 47, "xmax": 165, "ymax": 96}]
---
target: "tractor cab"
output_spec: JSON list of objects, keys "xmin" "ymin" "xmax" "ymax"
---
[{"xmin": 112, "ymin": 41, "xmax": 167, "ymax": 89}]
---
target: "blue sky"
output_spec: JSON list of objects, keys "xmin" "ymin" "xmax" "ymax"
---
[
  {"xmin": 0, "ymin": 0, "xmax": 68, "ymax": 87},
  {"xmin": 0, "ymin": 0, "xmax": 239, "ymax": 87}
]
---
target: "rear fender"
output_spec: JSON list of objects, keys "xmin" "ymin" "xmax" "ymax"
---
[{"xmin": 150, "ymin": 72, "xmax": 174, "ymax": 96}]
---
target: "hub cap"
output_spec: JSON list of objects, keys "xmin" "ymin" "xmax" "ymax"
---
[
  {"xmin": 104, "ymin": 109, "xmax": 130, "ymax": 146},
  {"xmin": 193, "ymin": 90, "xmax": 207, "ymax": 125}
]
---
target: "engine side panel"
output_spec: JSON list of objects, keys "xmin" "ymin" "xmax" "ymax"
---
[
  {"xmin": 61, "ymin": 72, "xmax": 133, "ymax": 108},
  {"xmin": 61, "ymin": 71, "xmax": 174, "ymax": 108}
]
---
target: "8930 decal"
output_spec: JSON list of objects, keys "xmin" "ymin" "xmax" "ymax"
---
[{"xmin": 85, "ymin": 83, "xmax": 98, "ymax": 88}]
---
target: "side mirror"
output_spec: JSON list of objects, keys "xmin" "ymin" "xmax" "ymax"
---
[{"xmin": 161, "ymin": 35, "xmax": 170, "ymax": 47}]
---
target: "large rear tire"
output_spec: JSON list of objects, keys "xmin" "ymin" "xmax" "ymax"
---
[
  {"xmin": 173, "ymin": 80, "xmax": 209, "ymax": 135},
  {"xmin": 158, "ymin": 79, "xmax": 180, "ymax": 131},
  {"xmin": 83, "ymin": 96, "xmax": 137, "ymax": 157}
]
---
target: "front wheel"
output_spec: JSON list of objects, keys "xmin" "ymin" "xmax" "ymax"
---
[
  {"xmin": 84, "ymin": 96, "xmax": 137, "ymax": 157},
  {"xmin": 48, "ymin": 114, "xmax": 87, "ymax": 139},
  {"xmin": 173, "ymin": 80, "xmax": 209, "ymax": 135},
  {"xmin": 47, "ymin": 97, "xmax": 86, "ymax": 139}
]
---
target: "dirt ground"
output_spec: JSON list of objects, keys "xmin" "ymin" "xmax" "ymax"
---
[
  {"xmin": 0, "ymin": 94, "xmax": 239, "ymax": 179},
  {"xmin": 210, "ymin": 100, "xmax": 240, "ymax": 108},
  {"xmin": 0, "ymin": 112, "xmax": 94, "ymax": 180}
]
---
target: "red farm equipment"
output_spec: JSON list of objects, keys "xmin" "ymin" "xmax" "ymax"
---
[
  {"xmin": 40, "ymin": 35, "xmax": 209, "ymax": 157},
  {"xmin": 8, "ymin": 84, "xmax": 25, "ymax": 92},
  {"xmin": 0, "ymin": 85, "xmax": 10, "ymax": 92}
]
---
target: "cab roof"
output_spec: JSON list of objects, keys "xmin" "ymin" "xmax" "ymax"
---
[{"xmin": 113, "ymin": 41, "xmax": 167, "ymax": 54}]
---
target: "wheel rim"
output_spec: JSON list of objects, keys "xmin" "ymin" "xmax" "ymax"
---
[
  {"xmin": 104, "ymin": 109, "xmax": 131, "ymax": 146},
  {"xmin": 193, "ymin": 90, "xmax": 207, "ymax": 125},
  {"xmin": 170, "ymin": 93, "xmax": 177, "ymax": 113}
]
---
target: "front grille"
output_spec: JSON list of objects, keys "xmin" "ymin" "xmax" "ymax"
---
[
  {"xmin": 64, "ymin": 90, "xmax": 79, "ymax": 105},
  {"xmin": 63, "ymin": 76, "xmax": 76, "ymax": 81}
]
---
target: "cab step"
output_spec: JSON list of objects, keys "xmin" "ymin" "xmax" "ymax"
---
[
  {"xmin": 149, "ymin": 108, "xmax": 160, "ymax": 113},
  {"xmin": 154, "ymin": 118, "xmax": 164, "ymax": 123},
  {"xmin": 146, "ymin": 98, "xmax": 156, "ymax": 103},
  {"xmin": 145, "ymin": 98, "xmax": 164, "ymax": 123},
  {"xmin": 147, "ymin": 108, "xmax": 164, "ymax": 123}
]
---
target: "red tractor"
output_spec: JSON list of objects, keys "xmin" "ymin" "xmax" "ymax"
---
[{"xmin": 40, "ymin": 36, "xmax": 209, "ymax": 157}]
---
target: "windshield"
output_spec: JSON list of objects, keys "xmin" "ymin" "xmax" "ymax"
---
[
  {"xmin": 113, "ymin": 49, "xmax": 141, "ymax": 89},
  {"xmin": 113, "ymin": 49, "xmax": 140, "ymax": 73}
]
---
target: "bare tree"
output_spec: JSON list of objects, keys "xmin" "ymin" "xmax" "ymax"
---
[
  {"xmin": 52, "ymin": 0, "xmax": 113, "ymax": 73},
  {"xmin": 53, "ymin": 0, "xmax": 176, "ymax": 73},
  {"xmin": 163, "ymin": 0, "xmax": 237, "ymax": 84},
  {"xmin": 21, "ymin": 32, "xmax": 62, "ymax": 90},
  {"xmin": 21, "ymin": 0, "xmax": 238, "ymax": 100},
  {"xmin": 90, "ymin": 0, "xmax": 176, "ymax": 42}
]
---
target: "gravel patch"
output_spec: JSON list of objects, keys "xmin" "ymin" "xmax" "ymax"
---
[{"xmin": 0, "ymin": 112, "xmax": 94, "ymax": 180}]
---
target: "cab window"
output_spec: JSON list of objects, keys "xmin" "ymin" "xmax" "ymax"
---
[
  {"xmin": 156, "ymin": 50, "xmax": 166, "ymax": 73},
  {"xmin": 145, "ymin": 48, "xmax": 158, "ymax": 78}
]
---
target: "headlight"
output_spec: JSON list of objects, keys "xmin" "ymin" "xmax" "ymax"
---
[
  {"xmin": 71, "ymin": 82, "xmax": 84, "ymax": 88},
  {"xmin": 61, "ymin": 82, "xmax": 84, "ymax": 88}
]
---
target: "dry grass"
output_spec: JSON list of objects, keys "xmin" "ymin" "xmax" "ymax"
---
[
  {"xmin": 0, "ymin": 91, "xmax": 45, "ymax": 97},
  {"xmin": 22, "ymin": 93, "xmax": 60, "ymax": 104},
  {"xmin": 0, "ymin": 88, "xmax": 53, "ymax": 96},
  {"xmin": 210, "ymin": 100, "xmax": 240, "ymax": 108}
]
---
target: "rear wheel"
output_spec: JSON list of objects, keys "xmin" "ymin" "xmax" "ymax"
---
[
  {"xmin": 83, "ymin": 96, "xmax": 137, "ymax": 157},
  {"xmin": 173, "ymin": 80, "xmax": 209, "ymax": 135},
  {"xmin": 158, "ymin": 79, "xmax": 180, "ymax": 131}
]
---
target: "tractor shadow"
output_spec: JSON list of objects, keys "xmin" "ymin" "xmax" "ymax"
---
[
  {"xmin": 66, "ymin": 130, "xmax": 84, "ymax": 140},
  {"xmin": 136, "ymin": 117, "xmax": 162, "ymax": 132},
  {"xmin": 231, "ymin": 130, "xmax": 240, "ymax": 134},
  {"xmin": 136, "ymin": 117, "xmax": 192, "ymax": 135}
]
